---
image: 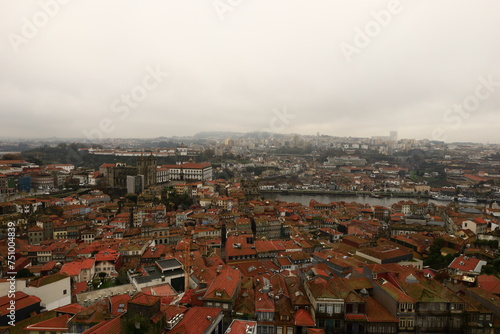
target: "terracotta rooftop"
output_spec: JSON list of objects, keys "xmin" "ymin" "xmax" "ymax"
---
[
  {"xmin": 23, "ymin": 314, "xmax": 70, "ymax": 331},
  {"xmin": 28, "ymin": 272, "xmax": 69, "ymax": 288},
  {"xmin": 204, "ymin": 267, "xmax": 241, "ymax": 301},
  {"xmin": 365, "ymin": 296, "xmax": 398, "ymax": 323},
  {"xmin": 54, "ymin": 303, "xmax": 84, "ymax": 315},
  {"xmin": 225, "ymin": 319, "xmax": 258, "ymax": 334},
  {"xmin": 129, "ymin": 292, "xmax": 161, "ymax": 307},
  {"xmin": 81, "ymin": 314, "xmax": 123, "ymax": 334},
  {"xmin": 294, "ymin": 309, "xmax": 315, "ymax": 327},
  {"xmin": 449, "ymin": 256, "xmax": 485, "ymax": 273},
  {"xmin": 170, "ymin": 307, "xmax": 222, "ymax": 334}
]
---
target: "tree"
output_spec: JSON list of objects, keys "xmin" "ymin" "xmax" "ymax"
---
[
  {"xmin": 2, "ymin": 153, "xmax": 22, "ymax": 160},
  {"xmin": 125, "ymin": 314, "xmax": 152, "ymax": 334},
  {"xmin": 115, "ymin": 268, "xmax": 130, "ymax": 285},
  {"xmin": 16, "ymin": 268, "xmax": 32, "ymax": 278},
  {"xmin": 126, "ymin": 194, "xmax": 138, "ymax": 204},
  {"xmin": 424, "ymin": 238, "xmax": 457, "ymax": 270}
]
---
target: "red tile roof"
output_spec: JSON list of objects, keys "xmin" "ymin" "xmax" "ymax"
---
[
  {"xmin": 162, "ymin": 162, "xmax": 211, "ymax": 169},
  {"xmin": 54, "ymin": 303, "xmax": 84, "ymax": 315},
  {"xmin": 473, "ymin": 217, "xmax": 488, "ymax": 225},
  {"xmin": 143, "ymin": 283, "xmax": 177, "ymax": 297},
  {"xmin": 129, "ymin": 292, "xmax": 161, "ymax": 307},
  {"xmin": 0, "ymin": 292, "xmax": 41, "ymax": 315},
  {"xmin": 28, "ymin": 272, "xmax": 69, "ymax": 288},
  {"xmin": 73, "ymin": 282, "xmax": 88, "ymax": 295},
  {"xmin": 23, "ymin": 314, "xmax": 70, "ymax": 331},
  {"xmin": 365, "ymin": 296, "xmax": 398, "ymax": 323},
  {"xmin": 28, "ymin": 225, "xmax": 44, "ymax": 232},
  {"xmin": 307, "ymin": 329, "xmax": 325, "ymax": 334},
  {"xmin": 204, "ymin": 267, "xmax": 241, "ymax": 301},
  {"xmin": 255, "ymin": 291, "xmax": 275, "ymax": 312},
  {"xmin": 170, "ymin": 307, "xmax": 222, "ymax": 334},
  {"xmin": 449, "ymin": 256, "xmax": 484, "ymax": 272},
  {"xmin": 294, "ymin": 309, "xmax": 315, "ymax": 327},
  {"xmin": 477, "ymin": 275, "xmax": 500, "ymax": 295},
  {"xmin": 109, "ymin": 294, "xmax": 131, "ymax": 316},
  {"xmin": 163, "ymin": 304, "xmax": 188, "ymax": 321},
  {"xmin": 226, "ymin": 319, "xmax": 258, "ymax": 334},
  {"xmin": 345, "ymin": 314, "xmax": 367, "ymax": 321},
  {"xmin": 81, "ymin": 314, "xmax": 123, "ymax": 334}
]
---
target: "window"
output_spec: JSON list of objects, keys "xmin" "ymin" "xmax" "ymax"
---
[
  {"xmin": 346, "ymin": 304, "xmax": 353, "ymax": 314},
  {"xmin": 63, "ymin": 289, "xmax": 67, "ymax": 295},
  {"xmin": 399, "ymin": 319, "xmax": 406, "ymax": 329},
  {"xmin": 318, "ymin": 303, "xmax": 325, "ymax": 313},
  {"xmin": 286, "ymin": 327, "xmax": 293, "ymax": 334},
  {"xmin": 259, "ymin": 326, "xmax": 273, "ymax": 334},
  {"xmin": 276, "ymin": 326, "xmax": 283, "ymax": 334},
  {"xmin": 326, "ymin": 304, "xmax": 333, "ymax": 315},
  {"xmin": 334, "ymin": 304, "xmax": 342, "ymax": 314},
  {"xmin": 407, "ymin": 318, "xmax": 414, "ymax": 328}
]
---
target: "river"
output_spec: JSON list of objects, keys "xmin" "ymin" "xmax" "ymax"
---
[{"xmin": 262, "ymin": 193, "xmax": 469, "ymax": 207}]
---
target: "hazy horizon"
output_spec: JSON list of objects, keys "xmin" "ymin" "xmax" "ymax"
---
[{"xmin": 2, "ymin": 1, "xmax": 500, "ymax": 143}]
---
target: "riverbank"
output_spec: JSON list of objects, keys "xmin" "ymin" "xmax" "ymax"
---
[
  {"xmin": 260, "ymin": 189, "xmax": 433, "ymax": 199},
  {"xmin": 261, "ymin": 192, "xmax": 493, "ymax": 208}
]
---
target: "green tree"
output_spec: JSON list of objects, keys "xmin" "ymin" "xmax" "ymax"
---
[
  {"xmin": 16, "ymin": 268, "xmax": 32, "ymax": 278},
  {"xmin": 126, "ymin": 194, "xmax": 138, "ymax": 204},
  {"xmin": 115, "ymin": 268, "xmax": 130, "ymax": 285},
  {"xmin": 125, "ymin": 314, "xmax": 152, "ymax": 334},
  {"xmin": 424, "ymin": 238, "xmax": 456, "ymax": 270}
]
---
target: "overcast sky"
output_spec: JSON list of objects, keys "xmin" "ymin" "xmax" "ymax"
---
[{"xmin": 1, "ymin": 0, "xmax": 500, "ymax": 143}]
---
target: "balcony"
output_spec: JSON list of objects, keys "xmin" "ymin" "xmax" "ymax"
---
[{"xmin": 416, "ymin": 310, "xmax": 449, "ymax": 316}]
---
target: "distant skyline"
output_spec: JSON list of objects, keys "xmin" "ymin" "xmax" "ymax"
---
[{"xmin": 1, "ymin": 1, "xmax": 500, "ymax": 143}]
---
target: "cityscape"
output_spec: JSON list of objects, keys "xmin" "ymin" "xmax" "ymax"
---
[
  {"xmin": 2, "ymin": 1, "xmax": 500, "ymax": 333},
  {"xmin": 0, "ymin": 131, "xmax": 500, "ymax": 333}
]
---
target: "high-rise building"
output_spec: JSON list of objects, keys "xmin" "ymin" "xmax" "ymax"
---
[
  {"xmin": 127, "ymin": 175, "xmax": 144, "ymax": 194},
  {"xmin": 390, "ymin": 131, "xmax": 398, "ymax": 142}
]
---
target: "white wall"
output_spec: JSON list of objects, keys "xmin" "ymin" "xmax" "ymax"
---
[{"xmin": 21, "ymin": 276, "xmax": 71, "ymax": 311}]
